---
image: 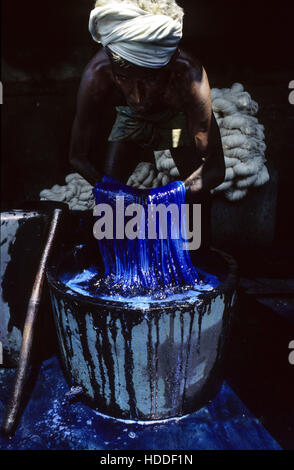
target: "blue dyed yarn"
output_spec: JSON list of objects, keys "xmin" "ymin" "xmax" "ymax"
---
[{"xmin": 93, "ymin": 176, "xmax": 200, "ymax": 297}]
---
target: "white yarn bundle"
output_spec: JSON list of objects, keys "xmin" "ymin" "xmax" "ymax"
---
[
  {"xmin": 126, "ymin": 154, "xmax": 176, "ymax": 188},
  {"xmin": 40, "ymin": 173, "xmax": 95, "ymax": 210},
  {"xmin": 40, "ymin": 83, "xmax": 269, "ymax": 209},
  {"xmin": 211, "ymin": 82, "xmax": 269, "ymax": 200}
]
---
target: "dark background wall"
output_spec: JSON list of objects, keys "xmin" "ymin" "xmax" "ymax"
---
[{"xmin": 1, "ymin": 0, "xmax": 294, "ymax": 244}]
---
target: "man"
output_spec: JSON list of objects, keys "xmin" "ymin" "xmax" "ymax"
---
[{"xmin": 69, "ymin": 0, "xmax": 225, "ymax": 247}]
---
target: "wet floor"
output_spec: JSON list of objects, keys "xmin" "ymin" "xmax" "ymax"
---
[{"xmin": 0, "ymin": 356, "xmax": 281, "ymax": 450}]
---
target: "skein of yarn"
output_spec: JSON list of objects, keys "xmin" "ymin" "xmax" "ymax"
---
[
  {"xmin": 40, "ymin": 173, "xmax": 96, "ymax": 210},
  {"xmin": 40, "ymin": 83, "xmax": 269, "ymax": 208}
]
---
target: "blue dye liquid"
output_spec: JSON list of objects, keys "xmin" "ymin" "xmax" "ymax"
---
[{"xmin": 64, "ymin": 177, "xmax": 220, "ymax": 303}]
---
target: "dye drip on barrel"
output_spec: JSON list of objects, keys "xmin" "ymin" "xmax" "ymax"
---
[{"xmin": 63, "ymin": 177, "xmax": 220, "ymax": 301}]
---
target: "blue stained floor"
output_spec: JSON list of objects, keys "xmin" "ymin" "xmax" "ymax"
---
[{"xmin": 0, "ymin": 356, "xmax": 281, "ymax": 451}]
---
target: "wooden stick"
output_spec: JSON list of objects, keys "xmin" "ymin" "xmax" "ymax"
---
[{"xmin": 1, "ymin": 208, "xmax": 62, "ymax": 436}]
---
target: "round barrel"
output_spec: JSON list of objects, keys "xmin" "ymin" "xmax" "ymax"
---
[{"xmin": 47, "ymin": 245, "xmax": 237, "ymax": 420}]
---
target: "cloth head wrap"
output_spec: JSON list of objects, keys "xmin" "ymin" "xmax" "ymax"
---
[{"xmin": 89, "ymin": 3, "xmax": 183, "ymax": 68}]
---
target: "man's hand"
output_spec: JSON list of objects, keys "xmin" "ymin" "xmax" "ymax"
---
[
  {"xmin": 171, "ymin": 110, "xmax": 225, "ymax": 196},
  {"xmin": 184, "ymin": 164, "xmax": 204, "ymax": 193}
]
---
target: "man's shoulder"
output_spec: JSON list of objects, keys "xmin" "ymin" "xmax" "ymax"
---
[
  {"xmin": 168, "ymin": 49, "xmax": 210, "ymax": 113},
  {"xmin": 174, "ymin": 49, "xmax": 204, "ymax": 81},
  {"xmin": 81, "ymin": 49, "xmax": 114, "ymax": 97},
  {"xmin": 75, "ymin": 49, "xmax": 116, "ymax": 121}
]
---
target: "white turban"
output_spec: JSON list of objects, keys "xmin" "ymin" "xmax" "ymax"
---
[{"xmin": 89, "ymin": 3, "xmax": 183, "ymax": 68}]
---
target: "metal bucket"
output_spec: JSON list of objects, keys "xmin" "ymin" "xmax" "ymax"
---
[
  {"xmin": 47, "ymin": 242, "xmax": 237, "ymax": 421},
  {"xmin": 0, "ymin": 202, "xmax": 67, "ymax": 367}
]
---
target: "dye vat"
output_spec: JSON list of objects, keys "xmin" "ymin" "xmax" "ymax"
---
[
  {"xmin": 47, "ymin": 241, "xmax": 237, "ymax": 420},
  {"xmin": 47, "ymin": 179, "xmax": 237, "ymax": 420}
]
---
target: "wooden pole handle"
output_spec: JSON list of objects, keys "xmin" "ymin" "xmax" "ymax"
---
[{"xmin": 1, "ymin": 208, "xmax": 62, "ymax": 436}]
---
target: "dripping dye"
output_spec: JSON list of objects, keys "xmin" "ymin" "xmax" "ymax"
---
[{"xmin": 62, "ymin": 177, "xmax": 220, "ymax": 303}]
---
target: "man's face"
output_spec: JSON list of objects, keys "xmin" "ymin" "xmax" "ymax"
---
[{"xmin": 111, "ymin": 61, "xmax": 170, "ymax": 113}]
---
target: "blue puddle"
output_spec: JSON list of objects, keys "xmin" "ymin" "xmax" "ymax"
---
[{"xmin": 0, "ymin": 356, "xmax": 281, "ymax": 450}]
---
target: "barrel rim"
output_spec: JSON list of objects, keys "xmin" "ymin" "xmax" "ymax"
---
[
  {"xmin": 0, "ymin": 201, "xmax": 69, "ymax": 214},
  {"xmin": 46, "ymin": 247, "xmax": 238, "ymax": 311}
]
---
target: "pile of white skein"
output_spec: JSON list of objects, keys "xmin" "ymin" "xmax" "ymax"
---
[
  {"xmin": 40, "ymin": 83, "xmax": 269, "ymax": 208},
  {"xmin": 211, "ymin": 82, "xmax": 269, "ymax": 200},
  {"xmin": 40, "ymin": 173, "xmax": 95, "ymax": 210}
]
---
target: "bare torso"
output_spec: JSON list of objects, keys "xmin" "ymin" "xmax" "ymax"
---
[
  {"xmin": 84, "ymin": 48, "xmax": 205, "ymax": 111},
  {"xmin": 69, "ymin": 47, "xmax": 224, "ymax": 193}
]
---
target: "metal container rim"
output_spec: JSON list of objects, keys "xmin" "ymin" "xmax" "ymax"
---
[{"xmin": 46, "ymin": 247, "xmax": 238, "ymax": 311}]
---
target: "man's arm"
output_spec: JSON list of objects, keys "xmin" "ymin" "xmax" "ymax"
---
[
  {"xmin": 182, "ymin": 66, "xmax": 225, "ymax": 194},
  {"xmin": 69, "ymin": 118, "xmax": 103, "ymax": 186},
  {"xmin": 69, "ymin": 62, "xmax": 109, "ymax": 186}
]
